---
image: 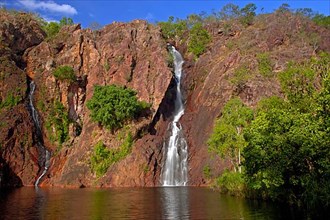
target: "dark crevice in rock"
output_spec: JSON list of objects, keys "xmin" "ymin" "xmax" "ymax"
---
[
  {"xmin": 148, "ymin": 76, "xmax": 177, "ymax": 135},
  {"xmin": 78, "ymin": 35, "xmax": 84, "ymax": 74}
]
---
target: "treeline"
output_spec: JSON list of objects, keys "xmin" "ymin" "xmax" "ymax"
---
[
  {"xmin": 157, "ymin": 3, "xmax": 329, "ymax": 58},
  {"xmin": 208, "ymin": 52, "xmax": 330, "ymax": 210}
]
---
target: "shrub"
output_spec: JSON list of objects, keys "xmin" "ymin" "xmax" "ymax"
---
[
  {"xmin": 90, "ymin": 141, "xmax": 112, "ymax": 177},
  {"xmin": 45, "ymin": 100, "xmax": 70, "ymax": 145},
  {"xmin": 0, "ymin": 92, "xmax": 20, "ymax": 109},
  {"xmin": 215, "ymin": 170, "xmax": 245, "ymax": 196},
  {"xmin": 87, "ymin": 85, "xmax": 150, "ymax": 130},
  {"xmin": 90, "ymin": 133, "xmax": 133, "ymax": 177},
  {"xmin": 53, "ymin": 66, "xmax": 76, "ymax": 82},
  {"xmin": 203, "ymin": 165, "xmax": 212, "ymax": 179},
  {"xmin": 257, "ymin": 53, "xmax": 272, "ymax": 77},
  {"xmin": 230, "ymin": 65, "xmax": 251, "ymax": 87}
]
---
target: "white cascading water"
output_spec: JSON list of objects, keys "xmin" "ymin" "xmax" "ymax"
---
[
  {"xmin": 28, "ymin": 81, "xmax": 50, "ymax": 186},
  {"xmin": 161, "ymin": 46, "xmax": 188, "ymax": 186}
]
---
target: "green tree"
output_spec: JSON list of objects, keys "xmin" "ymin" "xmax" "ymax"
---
[
  {"xmin": 312, "ymin": 14, "xmax": 330, "ymax": 29},
  {"xmin": 86, "ymin": 85, "xmax": 149, "ymax": 130},
  {"xmin": 219, "ymin": 3, "xmax": 241, "ymax": 20},
  {"xmin": 42, "ymin": 17, "xmax": 74, "ymax": 38},
  {"xmin": 59, "ymin": 17, "xmax": 74, "ymax": 26},
  {"xmin": 158, "ymin": 16, "xmax": 187, "ymax": 40},
  {"xmin": 240, "ymin": 3, "xmax": 257, "ymax": 26},
  {"xmin": 208, "ymin": 98, "xmax": 253, "ymax": 173},
  {"xmin": 279, "ymin": 62, "xmax": 316, "ymax": 112},
  {"xmin": 187, "ymin": 23, "xmax": 211, "ymax": 58},
  {"xmin": 42, "ymin": 21, "xmax": 60, "ymax": 38}
]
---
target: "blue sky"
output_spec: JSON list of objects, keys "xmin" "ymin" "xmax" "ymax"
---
[{"xmin": 1, "ymin": 0, "xmax": 329, "ymax": 28}]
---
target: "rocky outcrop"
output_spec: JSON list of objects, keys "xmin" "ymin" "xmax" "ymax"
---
[
  {"xmin": 23, "ymin": 20, "xmax": 173, "ymax": 187},
  {"xmin": 0, "ymin": 10, "xmax": 45, "ymax": 186},
  {"xmin": 180, "ymin": 12, "xmax": 330, "ymax": 185},
  {"xmin": 1, "ymin": 10, "xmax": 329, "ymax": 188}
]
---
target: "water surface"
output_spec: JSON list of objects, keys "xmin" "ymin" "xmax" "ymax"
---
[{"xmin": 0, "ymin": 187, "xmax": 309, "ymax": 219}]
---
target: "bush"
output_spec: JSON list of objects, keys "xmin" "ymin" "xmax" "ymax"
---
[
  {"xmin": 53, "ymin": 66, "xmax": 76, "ymax": 82},
  {"xmin": 45, "ymin": 100, "xmax": 70, "ymax": 146},
  {"xmin": 203, "ymin": 165, "xmax": 212, "ymax": 179},
  {"xmin": 257, "ymin": 53, "xmax": 272, "ymax": 77},
  {"xmin": 90, "ymin": 141, "xmax": 112, "ymax": 177},
  {"xmin": 91, "ymin": 133, "xmax": 133, "ymax": 177},
  {"xmin": 0, "ymin": 92, "xmax": 20, "ymax": 109},
  {"xmin": 87, "ymin": 85, "xmax": 150, "ymax": 130},
  {"xmin": 230, "ymin": 65, "xmax": 251, "ymax": 86},
  {"xmin": 215, "ymin": 170, "xmax": 245, "ymax": 196}
]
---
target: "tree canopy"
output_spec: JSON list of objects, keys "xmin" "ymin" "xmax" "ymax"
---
[{"xmin": 86, "ymin": 85, "xmax": 149, "ymax": 130}]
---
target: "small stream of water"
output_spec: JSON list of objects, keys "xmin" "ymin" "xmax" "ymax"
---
[{"xmin": 28, "ymin": 81, "xmax": 50, "ymax": 186}]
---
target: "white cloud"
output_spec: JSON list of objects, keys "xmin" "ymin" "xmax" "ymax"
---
[
  {"xmin": 89, "ymin": 13, "xmax": 94, "ymax": 18},
  {"xmin": 18, "ymin": 0, "xmax": 77, "ymax": 15}
]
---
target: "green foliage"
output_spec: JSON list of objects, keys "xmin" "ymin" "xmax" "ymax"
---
[
  {"xmin": 0, "ymin": 92, "xmax": 20, "ymax": 109},
  {"xmin": 203, "ymin": 165, "xmax": 212, "ymax": 179},
  {"xmin": 90, "ymin": 133, "xmax": 133, "ymax": 177},
  {"xmin": 215, "ymin": 170, "xmax": 245, "ymax": 196},
  {"xmin": 239, "ymin": 3, "xmax": 257, "ymax": 26},
  {"xmin": 158, "ymin": 16, "xmax": 187, "ymax": 39},
  {"xmin": 242, "ymin": 54, "xmax": 330, "ymax": 208},
  {"xmin": 279, "ymin": 61, "xmax": 316, "ymax": 111},
  {"xmin": 312, "ymin": 14, "xmax": 330, "ymax": 29},
  {"xmin": 59, "ymin": 17, "xmax": 74, "ymax": 26},
  {"xmin": 90, "ymin": 141, "xmax": 112, "ymax": 177},
  {"xmin": 187, "ymin": 23, "xmax": 211, "ymax": 58},
  {"xmin": 86, "ymin": 85, "xmax": 150, "ymax": 130},
  {"xmin": 257, "ymin": 53, "xmax": 272, "ymax": 77},
  {"xmin": 42, "ymin": 17, "xmax": 74, "ymax": 38},
  {"xmin": 208, "ymin": 98, "xmax": 253, "ymax": 172},
  {"xmin": 53, "ymin": 66, "xmax": 76, "ymax": 82},
  {"xmin": 230, "ymin": 65, "xmax": 251, "ymax": 86},
  {"xmin": 42, "ymin": 22, "xmax": 60, "ymax": 38},
  {"xmin": 45, "ymin": 100, "xmax": 70, "ymax": 146}
]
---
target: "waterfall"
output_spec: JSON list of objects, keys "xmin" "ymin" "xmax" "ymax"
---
[
  {"xmin": 161, "ymin": 46, "xmax": 188, "ymax": 186},
  {"xmin": 28, "ymin": 81, "xmax": 50, "ymax": 187}
]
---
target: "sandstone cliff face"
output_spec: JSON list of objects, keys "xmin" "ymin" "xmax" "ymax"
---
[
  {"xmin": 180, "ymin": 12, "xmax": 330, "ymax": 185},
  {"xmin": 24, "ymin": 20, "xmax": 173, "ymax": 187},
  {"xmin": 0, "ymin": 11, "xmax": 45, "ymax": 186},
  {"xmin": 1, "ymin": 10, "xmax": 329, "ymax": 188}
]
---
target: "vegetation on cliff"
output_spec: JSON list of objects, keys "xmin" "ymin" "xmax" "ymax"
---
[
  {"xmin": 158, "ymin": 15, "xmax": 211, "ymax": 58},
  {"xmin": 87, "ymin": 85, "xmax": 150, "ymax": 131},
  {"xmin": 40, "ymin": 17, "xmax": 74, "ymax": 39},
  {"xmin": 209, "ymin": 53, "xmax": 330, "ymax": 209},
  {"xmin": 53, "ymin": 65, "xmax": 76, "ymax": 82},
  {"xmin": 91, "ymin": 132, "xmax": 133, "ymax": 177}
]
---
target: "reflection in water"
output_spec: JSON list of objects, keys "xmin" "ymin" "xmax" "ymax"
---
[
  {"xmin": 160, "ymin": 187, "xmax": 189, "ymax": 219},
  {"xmin": 0, "ymin": 187, "xmax": 315, "ymax": 219}
]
